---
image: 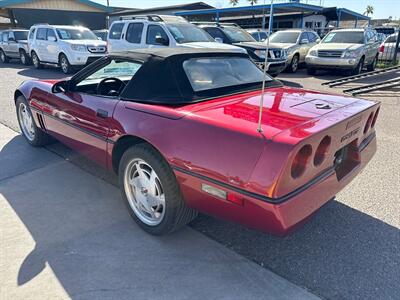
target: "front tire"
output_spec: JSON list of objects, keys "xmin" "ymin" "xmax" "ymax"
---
[
  {"xmin": 367, "ymin": 55, "xmax": 378, "ymax": 72},
  {"xmin": 16, "ymin": 96, "xmax": 51, "ymax": 146},
  {"xmin": 119, "ymin": 144, "xmax": 197, "ymax": 235},
  {"xmin": 20, "ymin": 49, "xmax": 30, "ymax": 65},
  {"xmin": 59, "ymin": 54, "xmax": 74, "ymax": 74},
  {"xmin": 0, "ymin": 49, "xmax": 9, "ymax": 63},
  {"xmin": 352, "ymin": 57, "xmax": 364, "ymax": 75},
  {"xmin": 288, "ymin": 54, "xmax": 299, "ymax": 73},
  {"xmin": 31, "ymin": 51, "xmax": 42, "ymax": 69}
]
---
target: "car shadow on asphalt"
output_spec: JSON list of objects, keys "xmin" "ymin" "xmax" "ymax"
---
[
  {"xmin": 190, "ymin": 202, "xmax": 399, "ymax": 300},
  {"xmin": 17, "ymin": 67, "xmax": 67, "ymax": 80}
]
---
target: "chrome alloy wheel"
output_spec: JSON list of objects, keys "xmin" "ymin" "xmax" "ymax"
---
[
  {"xmin": 60, "ymin": 56, "xmax": 69, "ymax": 73},
  {"xmin": 18, "ymin": 102, "xmax": 35, "ymax": 141},
  {"xmin": 0, "ymin": 51, "xmax": 5, "ymax": 62},
  {"xmin": 123, "ymin": 159, "xmax": 166, "ymax": 226},
  {"xmin": 32, "ymin": 53, "xmax": 39, "ymax": 67}
]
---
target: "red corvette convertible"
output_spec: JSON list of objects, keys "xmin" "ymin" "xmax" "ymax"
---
[{"xmin": 15, "ymin": 48, "xmax": 379, "ymax": 235}]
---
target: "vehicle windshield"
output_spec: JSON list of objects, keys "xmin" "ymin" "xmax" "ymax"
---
[
  {"xmin": 322, "ymin": 31, "xmax": 364, "ymax": 44},
  {"xmin": 14, "ymin": 31, "xmax": 28, "ymax": 41},
  {"xmin": 95, "ymin": 31, "xmax": 108, "ymax": 41},
  {"xmin": 183, "ymin": 57, "xmax": 269, "ymax": 92},
  {"xmin": 222, "ymin": 27, "xmax": 255, "ymax": 43},
  {"xmin": 386, "ymin": 34, "xmax": 398, "ymax": 43},
  {"xmin": 268, "ymin": 31, "xmax": 299, "ymax": 44},
  {"xmin": 167, "ymin": 23, "xmax": 214, "ymax": 43},
  {"xmin": 56, "ymin": 28, "xmax": 98, "ymax": 40}
]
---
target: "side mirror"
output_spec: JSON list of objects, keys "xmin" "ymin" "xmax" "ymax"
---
[
  {"xmin": 316, "ymin": 38, "xmax": 321, "ymax": 43},
  {"xmin": 52, "ymin": 80, "xmax": 68, "ymax": 94},
  {"xmin": 300, "ymin": 39, "xmax": 309, "ymax": 44},
  {"xmin": 214, "ymin": 37, "xmax": 223, "ymax": 43},
  {"xmin": 48, "ymin": 36, "xmax": 57, "ymax": 42},
  {"xmin": 155, "ymin": 36, "xmax": 169, "ymax": 46}
]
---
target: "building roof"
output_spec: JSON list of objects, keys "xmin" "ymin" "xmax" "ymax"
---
[
  {"xmin": 0, "ymin": 0, "xmax": 112, "ymax": 12},
  {"xmin": 110, "ymin": 2, "xmax": 214, "ymax": 16}
]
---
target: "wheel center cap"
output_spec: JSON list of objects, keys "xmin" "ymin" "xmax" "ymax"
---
[{"xmin": 140, "ymin": 187, "xmax": 148, "ymax": 195}]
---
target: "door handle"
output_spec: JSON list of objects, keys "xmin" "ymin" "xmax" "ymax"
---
[{"xmin": 96, "ymin": 109, "xmax": 108, "ymax": 118}]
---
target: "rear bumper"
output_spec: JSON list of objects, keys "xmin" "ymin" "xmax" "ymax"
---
[
  {"xmin": 175, "ymin": 133, "xmax": 376, "ymax": 235},
  {"xmin": 306, "ymin": 55, "xmax": 359, "ymax": 69}
]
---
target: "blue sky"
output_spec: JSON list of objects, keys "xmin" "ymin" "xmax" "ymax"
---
[{"xmin": 93, "ymin": 0, "xmax": 399, "ymax": 19}]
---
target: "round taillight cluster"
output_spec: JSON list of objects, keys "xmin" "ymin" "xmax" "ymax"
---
[
  {"xmin": 291, "ymin": 144, "xmax": 312, "ymax": 179},
  {"xmin": 364, "ymin": 112, "xmax": 374, "ymax": 134},
  {"xmin": 371, "ymin": 108, "xmax": 380, "ymax": 128},
  {"xmin": 314, "ymin": 135, "xmax": 332, "ymax": 166}
]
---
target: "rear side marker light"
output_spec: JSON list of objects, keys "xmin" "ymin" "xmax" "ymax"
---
[
  {"xmin": 364, "ymin": 112, "xmax": 374, "ymax": 134},
  {"xmin": 314, "ymin": 136, "xmax": 331, "ymax": 166},
  {"xmin": 201, "ymin": 184, "xmax": 244, "ymax": 206},
  {"xmin": 371, "ymin": 108, "xmax": 380, "ymax": 128},
  {"xmin": 291, "ymin": 144, "xmax": 312, "ymax": 179}
]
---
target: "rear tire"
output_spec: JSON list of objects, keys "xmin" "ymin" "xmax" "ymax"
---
[
  {"xmin": 307, "ymin": 67, "xmax": 316, "ymax": 75},
  {"xmin": 367, "ymin": 55, "xmax": 378, "ymax": 72},
  {"xmin": 0, "ymin": 49, "xmax": 9, "ymax": 63},
  {"xmin": 288, "ymin": 54, "xmax": 299, "ymax": 73},
  {"xmin": 59, "ymin": 54, "xmax": 74, "ymax": 74},
  {"xmin": 16, "ymin": 96, "xmax": 52, "ymax": 147},
  {"xmin": 19, "ymin": 49, "xmax": 30, "ymax": 65},
  {"xmin": 119, "ymin": 144, "xmax": 198, "ymax": 235},
  {"xmin": 31, "ymin": 51, "xmax": 42, "ymax": 69}
]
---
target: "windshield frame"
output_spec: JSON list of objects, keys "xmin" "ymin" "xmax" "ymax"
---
[{"xmin": 56, "ymin": 27, "xmax": 98, "ymax": 41}]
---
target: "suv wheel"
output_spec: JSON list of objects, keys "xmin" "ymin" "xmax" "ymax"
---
[
  {"xmin": 288, "ymin": 54, "xmax": 299, "ymax": 73},
  {"xmin": 0, "ymin": 49, "xmax": 9, "ymax": 63},
  {"xmin": 19, "ymin": 49, "xmax": 30, "ymax": 65},
  {"xmin": 352, "ymin": 57, "xmax": 364, "ymax": 75},
  {"xmin": 31, "ymin": 52, "xmax": 42, "ymax": 69},
  {"xmin": 59, "ymin": 54, "xmax": 73, "ymax": 74},
  {"xmin": 367, "ymin": 55, "xmax": 378, "ymax": 72}
]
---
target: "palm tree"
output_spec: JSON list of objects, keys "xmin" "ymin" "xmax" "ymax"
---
[
  {"xmin": 364, "ymin": 5, "xmax": 374, "ymax": 16},
  {"xmin": 248, "ymin": 0, "xmax": 258, "ymax": 5},
  {"xmin": 229, "ymin": 0, "xmax": 239, "ymax": 6}
]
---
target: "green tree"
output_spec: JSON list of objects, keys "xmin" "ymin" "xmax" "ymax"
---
[
  {"xmin": 248, "ymin": 0, "xmax": 258, "ymax": 5},
  {"xmin": 230, "ymin": 0, "xmax": 239, "ymax": 6},
  {"xmin": 364, "ymin": 5, "xmax": 374, "ymax": 16}
]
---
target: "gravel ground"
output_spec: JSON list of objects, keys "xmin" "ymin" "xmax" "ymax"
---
[{"xmin": 1, "ymin": 61, "xmax": 399, "ymax": 300}]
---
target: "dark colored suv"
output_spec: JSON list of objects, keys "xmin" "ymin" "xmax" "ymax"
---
[{"xmin": 195, "ymin": 23, "xmax": 287, "ymax": 76}]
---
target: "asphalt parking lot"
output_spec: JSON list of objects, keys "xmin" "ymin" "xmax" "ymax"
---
[{"xmin": 0, "ymin": 61, "xmax": 399, "ymax": 299}]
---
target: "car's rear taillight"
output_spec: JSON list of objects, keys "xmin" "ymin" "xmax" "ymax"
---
[
  {"xmin": 371, "ymin": 108, "xmax": 380, "ymax": 128},
  {"xmin": 379, "ymin": 44, "xmax": 385, "ymax": 53},
  {"xmin": 364, "ymin": 112, "xmax": 374, "ymax": 134},
  {"xmin": 291, "ymin": 144, "xmax": 312, "ymax": 179},
  {"xmin": 314, "ymin": 136, "xmax": 331, "ymax": 166}
]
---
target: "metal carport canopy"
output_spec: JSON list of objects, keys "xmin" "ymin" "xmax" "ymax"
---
[{"xmin": 175, "ymin": 2, "xmax": 324, "ymax": 19}]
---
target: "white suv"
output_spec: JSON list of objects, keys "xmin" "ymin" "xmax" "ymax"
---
[
  {"xmin": 28, "ymin": 24, "xmax": 107, "ymax": 74},
  {"xmin": 107, "ymin": 15, "xmax": 245, "ymax": 54}
]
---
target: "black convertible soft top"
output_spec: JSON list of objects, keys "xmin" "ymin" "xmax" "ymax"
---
[{"xmin": 75, "ymin": 48, "xmax": 281, "ymax": 104}]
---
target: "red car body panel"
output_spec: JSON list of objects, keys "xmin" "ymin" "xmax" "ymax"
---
[{"xmin": 18, "ymin": 79, "xmax": 379, "ymax": 235}]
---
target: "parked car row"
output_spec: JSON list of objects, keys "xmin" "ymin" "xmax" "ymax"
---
[{"xmin": 0, "ymin": 16, "xmax": 383, "ymax": 77}]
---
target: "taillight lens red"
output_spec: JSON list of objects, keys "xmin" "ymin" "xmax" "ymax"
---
[
  {"xmin": 314, "ymin": 136, "xmax": 331, "ymax": 166},
  {"xmin": 291, "ymin": 144, "xmax": 312, "ymax": 179},
  {"xmin": 371, "ymin": 108, "xmax": 380, "ymax": 128},
  {"xmin": 364, "ymin": 112, "xmax": 374, "ymax": 134},
  {"xmin": 379, "ymin": 44, "xmax": 385, "ymax": 53}
]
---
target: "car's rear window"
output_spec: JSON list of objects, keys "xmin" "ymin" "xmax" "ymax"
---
[{"xmin": 183, "ymin": 57, "xmax": 267, "ymax": 92}]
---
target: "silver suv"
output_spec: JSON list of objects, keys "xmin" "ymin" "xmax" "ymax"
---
[
  {"xmin": 0, "ymin": 29, "xmax": 30, "ymax": 65},
  {"xmin": 306, "ymin": 28, "xmax": 380, "ymax": 75},
  {"xmin": 267, "ymin": 29, "xmax": 320, "ymax": 73}
]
